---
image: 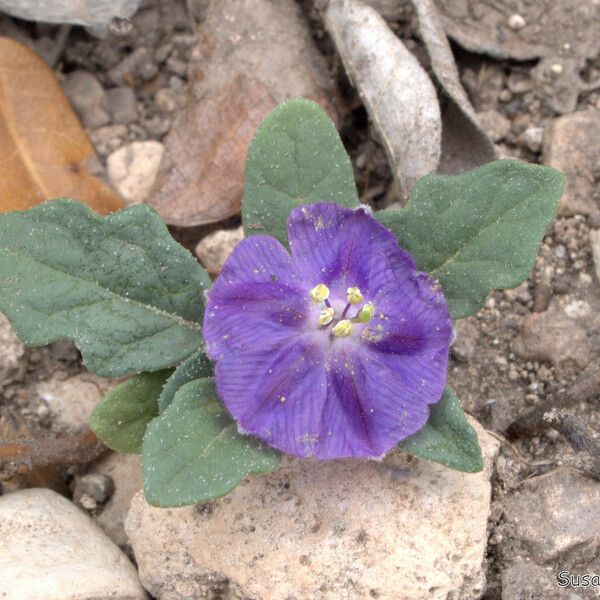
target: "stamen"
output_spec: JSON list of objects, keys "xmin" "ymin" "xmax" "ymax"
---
[
  {"xmin": 347, "ymin": 286, "xmax": 363, "ymax": 305},
  {"xmin": 332, "ymin": 319, "xmax": 353, "ymax": 338},
  {"xmin": 357, "ymin": 302, "xmax": 375, "ymax": 323},
  {"xmin": 318, "ymin": 306, "xmax": 335, "ymax": 326},
  {"xmin": 310, "ymin": 283, "xmax": 330, "ymax": 303}
]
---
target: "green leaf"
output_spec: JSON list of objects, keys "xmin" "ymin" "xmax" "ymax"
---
[
  {"xmin": 142, "ymin": 378, "xmax": 281, "ymax": 507},
  {"xmin": 90, "ymin": 370, "xmax": 170, "ymax": 454},
  {"xmin": 158, "ymin": 349, "xmax": 213, "ymax": 412},
  {"xmin": 0, "ymin": 199, "xmax": 211, "ymax": 376},
  {"xmin": 243, "ymin": 98, "xmax": 360, "ymax": 245},
  {"xmin": 399, "ymin": 387, "xmax": 483, "ymax": 472},
  {"xmin": 377, "ymin": 160, "xmax": 565, "ymax": 319}
]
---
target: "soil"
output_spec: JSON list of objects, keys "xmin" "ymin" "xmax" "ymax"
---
[{"xmin": 2, "ymin": 1, "xmax": 600, "ymax": 598}]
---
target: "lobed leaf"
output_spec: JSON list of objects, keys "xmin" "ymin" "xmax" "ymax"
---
[
  {"xmin": 243, "ymin": 98, "xmax": 359, "ymax": 245},
  {"xmin": 377, "ymin": 160, "xmax": 565, "ymax": 319},
  {"xmin": 0, "ymin": 199, "xmax": 210, "ymax": 376},
  {"xmin": 142, "ymin": 378, "xmax": 281, "ymax": 507},
  {"xmin": 158, "ymin": 349, "xmax": 213, "ymax": 412},
  {"xmin": 90, "ymin": 371, "xmax": 170, "ymax": 454},
  {"xmin": 399, "ymin": 387, "xmax": 483, "ymax": 473}
]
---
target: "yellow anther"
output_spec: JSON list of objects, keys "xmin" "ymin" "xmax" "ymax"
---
[
  {"xmin": 310, "ymin": 283, "xmax": 330, "ymax": 303},
  {"xmin": 347, "ymin": 286, "xmax": 363, "ymax": 305},
  {"xmin": 357, "ymin": 302, "xmax": 375, "ymax": 323},
  {"xmin": 318, "ymin": 307, "xmax": 335, "ymax": 326},
  {"xmin": 332, "ymin": 319, "xmax": 353, "ymax": 338}
]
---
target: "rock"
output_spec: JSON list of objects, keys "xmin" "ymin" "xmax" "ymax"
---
[
  {"xmin": 107, "ymin": 141, "xmax": 165, "ymax": 204},
  {"xmin": 0, "ymin": 488, "xmax": 147, "ymax": 600},
  {"xmin": 476, "ymin": 109, "xmax": 511, "ymax": 142},
  {"xmin": 73, "ymin": 473, "xmax": 115, "ymax": 511},
  {"xmin": 514, "ymin": 308, "xmax": 591, "ymax": 371},
  {"xmin": 89, "ymin": 452, "xmax": 143, "ymax": 548},
  {"xmin": 106, "ymin": 86, "xmax": 138, "ymax": 125},
  {"xmin": 126, "ymin": 421, "xmax": 499, "ymax": 600},
  {"xmin": 195, "ymin": 226, "xmax": 244, "ymax": 275},
  {"xmin": 451, "ymin": 318, "xmax": 479, "ymax": 362},
  {"xmin": 34, "ymin": 373, "xmax": 113, "ymax": 433},
  {"xmin": 517, "ymin": 126, "xmax": 544, "ymax": 153},
  {"xmin": 501, "ymin": 561, "xmax": 574, "ymax": 600},
  {"xmin": 0, "ymin": 312, "xmax": 25, "ymax": 385},
  {"xmin": 148, "ymin": 0, "xmax": 333, "ymax": 226},
  {"xmin": 502, "ymin": 467, "xmax": 600, "ymax": 567},
  {"xmin": 88, "ymin": 124, "xmax": 128, "ymax": 157},
  {"xmin": 155, "ymin": 88, "xmax": 179, "ymax": 113},
  {"xmin": 108, "ymin": 47, "xmax": 158, "ymax": 85},
  {"xmin": 62, "ymin": 70, "xmax": 110, "ymax": 129},
  {"xmin": 544, "ymin": 110, "xmax": 600, "ymax": 215}
]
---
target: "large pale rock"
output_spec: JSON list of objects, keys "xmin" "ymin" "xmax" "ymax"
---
[
  {"xmin": 544, "ymin": 110, "xmax": 600, "ymax": 215},
  {"xmin": 0, "ymin": 488, "xmax": 147, "ymax": 600},
  {"xmin": 127, "ymin": 421, "xmax": 498, "ymax": 600}
]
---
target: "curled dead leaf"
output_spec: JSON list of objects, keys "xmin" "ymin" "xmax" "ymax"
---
[
  {"xmin": 0, "ymin": 0, "xmax": 141, "ymax": 29},
  {"xmin": 0, "ymin": 38, "xmax": 123, "ymax": 215},
  {"xmin": 324, "ymin": 0, "xmax": 441, "ymax": 197},
  {"xmin": 410, "ymin": 0, "xmax": 496, "ymax": 173}
]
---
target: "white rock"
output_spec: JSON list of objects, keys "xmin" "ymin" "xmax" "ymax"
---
[
  {"xmin": 34, "ymin": 373, "xmax": 114, "ymax": 433},
  {"xmin": 107, "ymin": 141, "xmax": 165, "ymax": 204},
  {"xmin": 0, "ymin": 312, "xmax": 25, "ymax": 384},
  {"xmin": 195, "ymin": 226, "xmax": 244, "ymax": 275},
  {"xmin": 508, "ymin": 13, "xmax": 526, "ymax": 31},
  {"xmin": 0, "ymin": 488, "xmax": 147, "ymax": 600},
  {"xmin": 517, "ymin": 127, "xmax": 544, "ymax": 153},
  {"xmin": 127, "ymin": 421, "xmax": 498, "ymax": 600}
]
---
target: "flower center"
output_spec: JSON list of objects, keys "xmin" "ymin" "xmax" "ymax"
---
[{"xmin": 309, "ymin": 283, "xmax": 375, "ymax": 338}]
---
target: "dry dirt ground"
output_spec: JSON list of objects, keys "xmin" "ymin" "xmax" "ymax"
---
[{"xmin": 2, "ymin": 1, "xmax": 600, "ymax": 599}]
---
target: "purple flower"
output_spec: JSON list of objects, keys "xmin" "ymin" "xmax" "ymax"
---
[{"xmin": 203, "ymin": 203, "xmax": 453, "ymax": 460}]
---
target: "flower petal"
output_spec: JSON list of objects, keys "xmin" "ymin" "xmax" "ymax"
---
[
  {"xmin": 365, "ymin": 272, "xmax": 453, "ymax": 356},
  {"xmin": 286, "ymin": 203, "xmax": 415, "ymax": 298},
  {"xmin": 214, "ymin": 340, "xmax": 328, "ymax": 458},
  {"xmin": 314, "ymin": 344, "xmax": 443, "ymax": 459},
  {"xmin": 203, "ymin": 236, "xmax": 308, "ymax": 359}
]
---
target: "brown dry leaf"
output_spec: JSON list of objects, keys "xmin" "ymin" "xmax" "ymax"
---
[
  {"xmin": 0, "ymin": 38, "xmax": 123, "ymax": 215},
  {"xmin": 150, "ymin": 75, "xmax": 277, "ymax": 226},
  {"xmin": 149, "ymin": 0, "xmax": 334, "ymax": 227}
]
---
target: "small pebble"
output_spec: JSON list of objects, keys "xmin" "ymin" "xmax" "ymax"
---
[
  {"xmin": 508, "ymin": 13, "xmax": 526, "ymax": 30},
  {"xmin": 74, "ymin": 474, "xmax": 115, "ymax": 510}
]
